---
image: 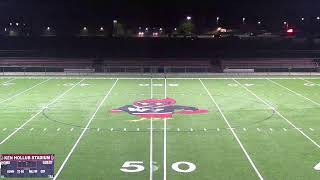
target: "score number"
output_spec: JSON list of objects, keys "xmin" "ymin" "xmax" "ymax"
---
[{"xmin": 120, "ymin": 161, "xmax": 196, "ymax": 173}]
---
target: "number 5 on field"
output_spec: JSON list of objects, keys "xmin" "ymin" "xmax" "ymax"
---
[
  {"xmin": 120, "ymin": 161, "xmax": 145, "ymax": 173},
  {"xmin": 120, "ymin": 161, "xmax": 196, "ymax": 173}
]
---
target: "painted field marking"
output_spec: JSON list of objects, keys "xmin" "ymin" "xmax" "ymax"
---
[
  {"xmin": 0, "ymin": 79, "xmax": 85, "ymax": 145},
  {"xmin": 163, "ymin": 78, "xmax": 167, "ymax": 180},
  {"xmin": 53, "ymin": 79, "xmax": 118, "ymax": 180},
  {"xmin": 30, "ymin": 128, "xmax": 34, "ymax": 131},
  {"xmin": 4, "ymin": 76, "xmax": 320, "ymax": 80},
  {"xmin": 243, "ymin": 128, "xmax": 247, "ymax": 131},
  {"xmin": 0, "ymin": 78, "xmax": 51, "ymax": 104},
  {"xmin": 217, "ymin": 128, "xmax": 220, "ymax": 131},
  {"xmin": 0, "ymin": 78, "xmax": 15, "ymax": 86},
  {"xmin": 57, "ymin": 128, "xmax": 61, "ymax": 132},
  {"xmin": 310, "ymin": 128, "xmax": 314, "ymax": 131},
  {"xmin": 283, "ymin": 128, "xmax": 287, "ymax": 131},
  {"xmin": 200, "ymin": 79, "xmax": 264, "ymax": 180},
  {"xmin": 314, "ymin": 162, "xmax": 320, "ymax": 170},
  {"xmin": 2, "ymin": 128, "xmax": 7, "ymax": 131},
  {"xmin": 70, "ymin": 128, "xmax": 74, "ymax": 132},
  {"xmin": 268, "ymin": 79, "xmax": 320, "ymax": 106},
  {"xmin": 150, "ymin": 78, "xmax": 154, "ymax": 180},
  {"xmin": 269, "ymin": 128, "xmax": 273, "ymax": 132},
  {"xmin": 233, "ymin": 79, "xmax": 320, "ymax": 149},
  {"xmin": 43, "ymin": 128, "xmax": 47, "ymax": 131},
  {"xmin": 257, "ymin": 128, "xmax": 261, "ymax": 132},
  {"xmin": 301, "ymin": 78, "xmax": 320, "ymax": 85}
]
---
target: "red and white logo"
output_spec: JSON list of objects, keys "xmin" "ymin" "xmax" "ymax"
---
[{"xmin": 112, "ymin": 98, "xmax": 208, "ymax": 119}]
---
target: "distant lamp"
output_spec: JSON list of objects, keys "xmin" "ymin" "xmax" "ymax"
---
[
  {"xmin": 283, "ymin": 21, "xmax": 287, "ymax": 25},
  {"xmin": 83, "ymin": 27, "xmax": 87, "ymax": 31},
  {"xmin": 186, "ymin": 16, "xmax": 192, "ymax": 20},
  {"xmin": 16, "ymin": 22, "xmax": 19, "ymax": 26},
  {"xmin": 317, "ymin": 17, "xmax": 320, "ymax": 20},
  {"xmin": 4, "ymin": 28, "xmax": 7, "ymax": 32},
  {"xmin": 301, "ymin": 17, "xmax": 305, "ymax": 21},
  {"xmin": 174, "ymin": 28, "xmax": 177, "ymax": 31},
  {"xmin": 258, "ymin": 21, "xmax": 261, "ymax": 25},
  {"xmin": 159, "ymin": 28, "xmax": 163, "ymax": 31},
  {"xmin": 145, "ymin": 27, "xmax": 149, "ymax": 31},
  {"xmin": 47, "ymin": 27, "xmax": 51, "ymax": 31},
  {"xmin": 113, "ymin": 20, "xmax": 117, "ymax": 24},
  {"xmin": 242, "ymin": 17, "xmax": 246, "ymax": 24},
  {"xmin": 100, "ymin": 27, "xmax": 104, "ymax": 31}
]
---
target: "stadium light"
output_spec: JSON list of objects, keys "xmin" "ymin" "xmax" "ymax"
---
[
  {"xmin": 186, "ymin": 16, "xmax": 192, "ymax": 20},
  {"xmin": 287, "ymin": 28, "xmax": 294, "ymax": 33}
]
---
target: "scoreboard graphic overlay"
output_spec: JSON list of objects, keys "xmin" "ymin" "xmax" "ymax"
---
[{"xmin": 0, "ymin": 154, "xmax": 54, "ymax": 178}]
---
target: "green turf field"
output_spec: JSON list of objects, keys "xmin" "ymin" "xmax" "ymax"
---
[{"xmin": 1, "ymin": 76, "xmax": 320, "ymax": 180}]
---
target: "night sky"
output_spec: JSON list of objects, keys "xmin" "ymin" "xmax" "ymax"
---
[{"xmin": 0, "ymin": 0, "xmax": 319, "ymax": 27}]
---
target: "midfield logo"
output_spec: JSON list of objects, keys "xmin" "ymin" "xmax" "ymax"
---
[{"xmin": 111, "ymin": 98, "xmax": 208, "ymax": 119}]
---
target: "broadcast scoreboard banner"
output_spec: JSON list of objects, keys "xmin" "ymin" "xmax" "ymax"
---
[{"xmin": 0, "ymin": 154, "xmax": 54, "ymax": 178}]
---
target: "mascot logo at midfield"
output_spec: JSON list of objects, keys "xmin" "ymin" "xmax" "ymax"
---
[{"xmin": 112, "ymin": 98, "xmax": 208, "ymax": 118}]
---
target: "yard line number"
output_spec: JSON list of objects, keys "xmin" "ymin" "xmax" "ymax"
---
[{"xmin": 120, "ymin": 161, "xmax": 196, "ymax": 173}]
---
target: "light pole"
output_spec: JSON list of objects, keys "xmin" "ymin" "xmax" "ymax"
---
[{"xmin": 216, "ymin": 17, "xmax": 220, "ymax": 25}]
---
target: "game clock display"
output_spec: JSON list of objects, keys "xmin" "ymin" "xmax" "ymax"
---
[{"xmin": 0, "ymin": 154, "xmax": 54, "ymax": 178}]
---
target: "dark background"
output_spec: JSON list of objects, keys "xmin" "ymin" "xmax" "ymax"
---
[{"xmin": 1, "ymin": 0, "xmax": 320, "ymax": 28}]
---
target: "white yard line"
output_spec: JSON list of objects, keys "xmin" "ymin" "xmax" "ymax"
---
[
  {"xmin": 200, "ymin": 79, "xmax": 264, "ymax": 180},
  {"xmin": 267, "ymin": 79, "xmax": 320, "ymax": 106},
  {"xmin": 53, "ymin": 79, "xmax": 118, "ymax": 180},
  {"xmin": 0, "ymin": 79, "xmax": 85, "ymax": 145},
  {"xmin": 0, "ymin": 78, "xmax": 51, "ymax": 104},
  {"xmin": 163, "ymin": 78, "xmax": 167, "ymax": 180},
  {"xmin": 150, "ymin": 78, "xmax": 154, "ymax": 180},
  {"xmin": 233, "ymin": 79, "xmax": 320, "ymax": 149}
]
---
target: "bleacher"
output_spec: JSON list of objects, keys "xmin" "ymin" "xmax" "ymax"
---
[{"xmin": 221, "ymin": 58, "xmax": 319, "ymax": 72}]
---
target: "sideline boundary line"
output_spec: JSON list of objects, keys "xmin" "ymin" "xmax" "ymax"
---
[
  {"xmin": 233, "ymin": 79, "xmax": 320, "ymax": 149},
  {"xmin": 268, "ymin": 79, "xmax": 320, "ymax": 106},
  {"xmin": 53, "ymin": 79, "xmax": 119, "ymax": 180},
  {"xmin": 0, "ymin": 78, "xmax": 51, "ymax": 104},
  {"xmin": 0, "ymin": 79, "xmax": 85, "ymax": 145},
  {"xmin": 200, "ymin": 79, "xmax": 264, "ymax": 180}
]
